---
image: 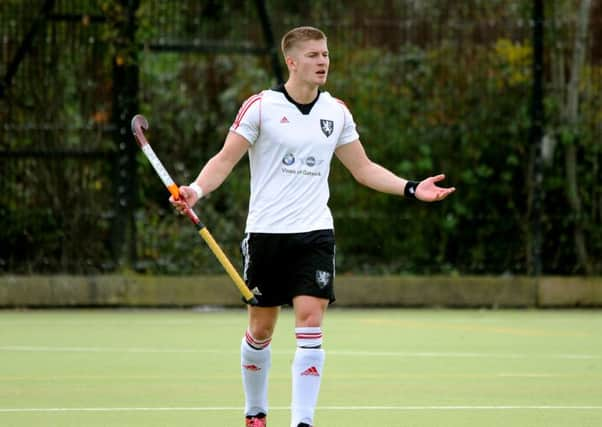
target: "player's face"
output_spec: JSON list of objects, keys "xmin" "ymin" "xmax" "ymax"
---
[{"xmin": 289, "ymin": 39, "xmax": 329, "ymax": 86}]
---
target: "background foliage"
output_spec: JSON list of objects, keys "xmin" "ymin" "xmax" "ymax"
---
[{"xmin": 1, "ymin": 0, "xmax": 601, "ymax": 275}]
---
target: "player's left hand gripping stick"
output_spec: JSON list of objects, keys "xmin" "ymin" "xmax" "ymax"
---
[{"xmin": 131, "ymin": 114, "xmax": 258, "ymax": 305}]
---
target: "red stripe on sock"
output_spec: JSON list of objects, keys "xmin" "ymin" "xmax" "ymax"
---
[
  {"xmin": 246, "ymin": 330, "xmax": 271, "ymax": 349},
  {"xmin": 296, "ymin": 333, "xmax": 322, "ymax": 339}
]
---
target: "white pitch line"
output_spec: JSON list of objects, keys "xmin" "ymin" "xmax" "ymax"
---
[
  {"xmin": 0, "ymin": 346, "xmax": 215, "ymax": 354},
  {"xmin": 0, "ymin": 346, "xmax": 599, "ymax": 360},
  {"xmin": 328, "ymin": 350, "xmax": 601, "ymax": 360},
  {"xmin": 1, "ymin": 405, "xmax": 602, "ymax": 414}
]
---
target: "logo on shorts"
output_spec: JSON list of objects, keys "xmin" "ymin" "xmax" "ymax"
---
[
  {"xmin": 251, "ymin": 287, "xmax": 263, "ymax": 296},
  {"xmin": 315, "ymin": 270, "xmax": 331, "ymax": 289},
  {"xmin": 320, "ymin": 119, "xmax": 334, "ymax": 137}
]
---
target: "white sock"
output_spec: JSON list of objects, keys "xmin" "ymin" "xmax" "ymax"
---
[
  {"xmin": 241, "ymin": 334, "xmax": 271, "ymax": 417},
  {"xmin": 290, "ymin": 347, "xmax": 325, "ymax": 427}
]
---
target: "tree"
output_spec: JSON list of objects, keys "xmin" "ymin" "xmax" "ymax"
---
[{"xmin": 546, "ymin": 0, "xmax": 594, "ymax": 273}]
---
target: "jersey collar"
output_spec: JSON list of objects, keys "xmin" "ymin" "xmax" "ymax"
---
[{"xmin": 273, "ymin": 83, "xmax": 321, "ymax": 115}]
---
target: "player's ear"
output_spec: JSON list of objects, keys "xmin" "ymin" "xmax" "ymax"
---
[{"xmin": 285, "ymin": 55, "xmax": 296, "ymax": 71}]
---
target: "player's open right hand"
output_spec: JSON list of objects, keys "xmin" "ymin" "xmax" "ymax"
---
[{"xmin": 415, "ymin": 174, "xmax": 455, "ymax": 202}]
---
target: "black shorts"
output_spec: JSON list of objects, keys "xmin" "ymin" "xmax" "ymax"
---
[{"xmin": 240, "ymin": 229, "xmax": 336, "ymax": 307}]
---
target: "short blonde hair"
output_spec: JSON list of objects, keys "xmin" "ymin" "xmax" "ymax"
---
[{"xmin": 281, "ymin": 26, "xmax": 327, "ymax": 57}]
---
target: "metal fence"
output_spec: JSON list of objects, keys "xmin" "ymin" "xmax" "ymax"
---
[
  {"xmin": 0, "ymin": 150, "xmax": 116, "ymax": 272},
  {"xmin": 1, "ymin": 0, "xmax": 118, "ymax": 273},
  {"xmin": 1, "ymin": 0, "xmax": 601, "ymax": 274}
]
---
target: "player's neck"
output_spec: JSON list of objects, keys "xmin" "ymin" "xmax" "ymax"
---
[{"xmin": 284, "ymin": 80, "xmax": 319, "ymax": 105}]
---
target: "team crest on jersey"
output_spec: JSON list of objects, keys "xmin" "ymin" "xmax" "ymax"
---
[
  {"xmin": 320, "ymin": 119, "xmax": 334, "ymax": 137},
  {"xmin": 315, "ymin": 270, "xmax": 331, "ymax": 289}
]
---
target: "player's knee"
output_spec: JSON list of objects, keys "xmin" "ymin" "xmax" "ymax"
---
[
  {"xmin": 293, "ymin": 296, "xmax": 328, "ymax": 327},
  {"xmin": 295, "ymin": 310, "xmax": 323, "ymax": 327},
  {"xmin": 248, "ymin": 324, "xmax": 274, "ymax": 341}
]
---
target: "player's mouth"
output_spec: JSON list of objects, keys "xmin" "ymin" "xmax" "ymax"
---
[{"xmin": 316, "ymin": 70, "xmax": 327, "ymax": 77}]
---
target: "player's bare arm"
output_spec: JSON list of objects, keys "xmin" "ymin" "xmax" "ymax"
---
[
  {"xmin": 335, "ymin": 139, "xmax": 455, "ymax": 202},
  {"xmin": 170, "ymin": 131, "xmax": 249, "ymax": 212}
]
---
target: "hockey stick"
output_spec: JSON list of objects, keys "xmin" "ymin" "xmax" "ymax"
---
[{"xmin": 131, "ymin": 114, "xmax": 257, "ymax": 305}]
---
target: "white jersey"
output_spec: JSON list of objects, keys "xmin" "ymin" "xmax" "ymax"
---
[{"xmin": 230, "ymin": 86, "xmax": 359, "ymax": 233}]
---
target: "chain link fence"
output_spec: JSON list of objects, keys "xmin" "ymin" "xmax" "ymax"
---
[{"xmin": 1, "ymin": 0, "xmax": 601, "ymax": 275}]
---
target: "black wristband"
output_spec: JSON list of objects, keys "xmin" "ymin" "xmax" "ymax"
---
[{"xmin": 404, "ymin": 180, "xmax": 419, "ymax": 198}]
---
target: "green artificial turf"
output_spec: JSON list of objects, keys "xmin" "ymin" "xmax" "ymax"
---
[{"xmin": 1, "ymin": 308, "xmax": 601, "ymax": 426}]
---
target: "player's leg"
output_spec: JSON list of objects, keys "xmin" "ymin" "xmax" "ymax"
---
[
  {"xmin": 288, "ymin": 229, "xmax": 335, "ymax": 427},
  {"xmin": 290, "ymin": 296, "xmax": 328, "ymax": 427},
  {"xmin": 240, "ymin": 232, "xmax": 287, "ymax": 426},
  {"xmin": 243, "ymin": 305, "xmax": 279, "ymax": 426}
]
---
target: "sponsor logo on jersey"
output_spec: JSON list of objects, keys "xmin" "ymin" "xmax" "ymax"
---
[
  {"xmin": 320, "ymin": 119, "xmax": 334, "ymax": 137},
  {"xmin": 281, "ymin": 154, "xmax": 324, "ymax": 176},
  {"xmin": 280, "ymin": 116, "xmax": 289, "ymax": 123},
  {"xmin": 299, "ymin": 156, "xmax": 323, "ymax": 168},
  {"xmin": 282, "ymin": 153, "xmax": 295, "ymax": 165}
]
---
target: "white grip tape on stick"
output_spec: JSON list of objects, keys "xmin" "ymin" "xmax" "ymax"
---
[{"xmin": 141, "ymin": 144, "xmax": 175, "ymax": 188}]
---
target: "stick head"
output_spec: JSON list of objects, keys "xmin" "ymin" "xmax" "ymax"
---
[{"xmin": 131, "ymin": 114, "xmax": 149, "ymax": 147}]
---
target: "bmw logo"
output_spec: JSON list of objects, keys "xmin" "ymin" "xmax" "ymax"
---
[
  {"xmin": 305, "ymin": 156, "xmax": 316, "ymax": 167},
  {"xmin": 282, "ymin": 153, "xmax": 295, "ymax": 165}
]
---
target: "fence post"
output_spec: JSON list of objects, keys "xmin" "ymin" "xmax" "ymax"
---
[
  {"xmin": 254, "ymin": 0, "xmax": 284, "ymax": 84},
  {"xmin": 530, "ymin": 0, "xmax": 544, "ymax": 279},
  {"xmin": 111, "ymin": 0, "xmax": 140, "ymax": 268}
]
